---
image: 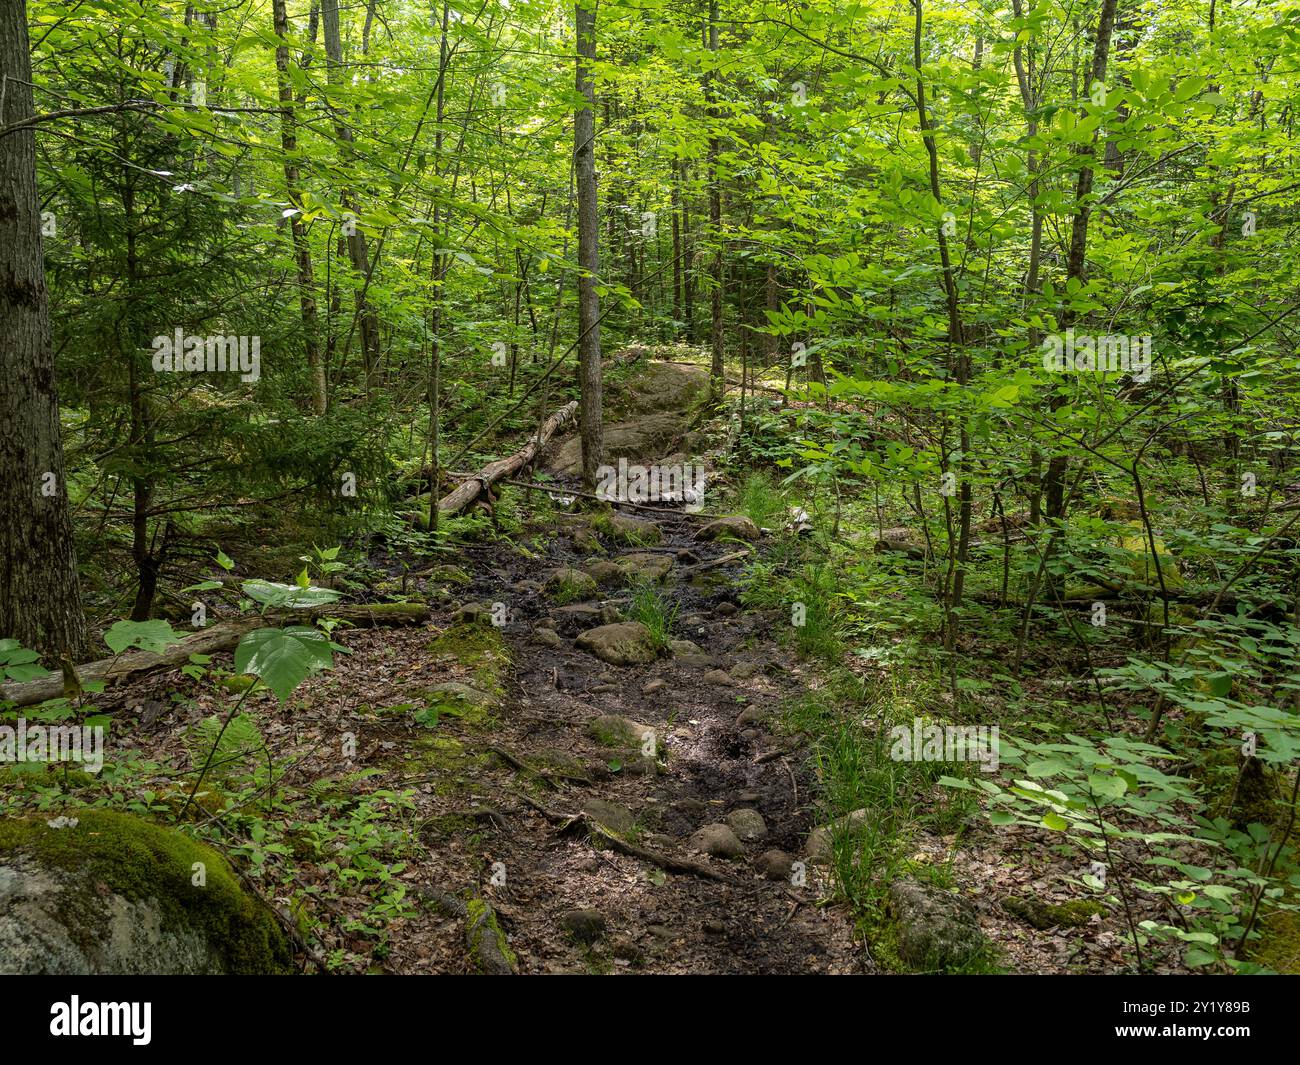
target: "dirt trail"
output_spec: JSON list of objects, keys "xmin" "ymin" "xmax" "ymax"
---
[{"xmin": 393, "ymin": 360, "xmax": 865, "ymax": 973}]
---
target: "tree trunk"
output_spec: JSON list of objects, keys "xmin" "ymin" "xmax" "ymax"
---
[
  {"xmin": 706, "ymin": 0, "xmax": 724, "ymax": 394},
  {"xmin": 0, "ymin": 0, "xmax": 90, "ymax": 659},
  {"xmin": 272, "ymin": 0, "xmax": 327, "ymax": 414},
  {"xmin": 575, "ymin": 0, "xmax": 603, "ymax": 492},
  {"xmin": 321, "ymin": 0, "xmax": 382, "ymax": 395}
]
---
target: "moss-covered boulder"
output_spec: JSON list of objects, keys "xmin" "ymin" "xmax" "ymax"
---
[
  {"xmin": 546, "ymin": 567, "xmax": 599, "ymax": 603},
  {"xmin": 886, "ymin": 877, "xmax": 986, "ymax": 973},
  {"xmin": 576, "ymin": 622, "xmax": 658, "ymax": 666},
  {"xmin": 0, "ymin": 810, "xmax": 291, "ymax": 974}
]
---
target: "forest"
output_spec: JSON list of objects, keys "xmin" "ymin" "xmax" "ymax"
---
[{"xmin": 0, "ymin": 0, "xmax": 1298, "ymax": 982}]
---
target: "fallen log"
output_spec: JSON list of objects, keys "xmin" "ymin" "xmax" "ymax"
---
[
  {"xmin": 435, "ymin": 400, "xmax": 578, "ymax": 517},
  {"xmin": 0, "ymin": 602, "xmax": 429, "ymax": 708}
]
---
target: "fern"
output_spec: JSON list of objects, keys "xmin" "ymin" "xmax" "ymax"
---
[{"xmin": 186, "ymin": 713, "xmax": 265, "ymax": 780}]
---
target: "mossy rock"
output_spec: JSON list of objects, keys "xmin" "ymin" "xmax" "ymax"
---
[
  {"xmin": 592, "ymin": 511, "xmax": 662, "ymax": 546},
  {"xmin": 1003, "ymin": 896, "xmax": 1105, "ymax": 930},
  {"xmin": 0, "ymin": 810, "xmax": 292, "ymax": 974},
  {"xmin": 546, "ymin": 567, "xmax": 599, "ymax": 604},
  {"xmin": 427, "ymin": 623, "xmax": 511, "ymax": 697}
]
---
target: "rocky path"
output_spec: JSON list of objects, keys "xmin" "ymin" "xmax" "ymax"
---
[
  {"xmin": 376, "ymin": 361, "xmax": 866, "ymax": 973},
  {"xmin": 430, "ymin": 502, "xmax": 865, "ymax": 974}
]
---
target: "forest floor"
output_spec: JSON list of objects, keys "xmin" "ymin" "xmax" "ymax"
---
[{"xmin": 82, "ymin": 358, "xmax": 1199, "ymax": 974}]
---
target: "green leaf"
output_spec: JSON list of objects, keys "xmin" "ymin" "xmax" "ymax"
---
[
  {"xmin": 233, "ymin": 626, "xmax": 334, "ymax": 703},
  {"xmin": 104, "ymin": 619, "xmax": 182, "ymax": 655},
  {"xmin": 1042, "ymin": 812, "xmax": 1068, "ymax": 831}
]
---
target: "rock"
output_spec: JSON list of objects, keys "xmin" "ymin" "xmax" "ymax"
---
[
  {"xmin": 642, "ymin": 678, "xmax": 668, "ymax": 695},
  {"xmin": 725, "ymin": 808, "xmax": 767, "ymax": 843},
  {"xmin": 702, "ymin": 669, "xmax": 734, "ymax": 687},
  {"xmin": 713, "ymin": 602, "xmax": 738, "ymax": 617},
  {"xmin": 805, "ymin": 808, "xmax": 873, "ymax": 864},
  {"xmin": 735, "ymin": 706, "xmax": 769, "ymax": 728},
  {"xmin": 583, "ymin": 561, "xmax": 624, "ymax": 586},
  {"xmin": 887, "ymin": 878, "xmax": 987, "ymax": 972},
  {"xmin": 675, "ymin": 653, "xmax": 721, "ymax": 671},
  {"xmin": 552, "ymin": 603, "xmax": 604, "ymax": 634},
  {"xmin": 697, "ymin": 515, "xmax": 761, "ymax": 542},
  {"xmin": 591, "ymin": 684, "xmax": 616, "ymax": 694},
  {"xmin": 535, "ymin": 617, "xmax": 556, "ymax": 629},
  {"xmin": 596, "ymin": 511, "xmax": 663, "ymax": 545},
  {"xmin": 452, "ymin": 602, "xmax": 494, "ymax": 625},
  {"xmin": 586, "ymin": 715, "xmax": 659, "ymax": 758},
  {"xmin": 532, "ymin": 627, "xmax": 563, "ymax": 649},
  {"xmin": 676, "ymin": 549, "xmax": 700, "ymax": 564},
  {"xmin": 559, "ymin": 908, "xmax": 607, "ymax": 945},
  {"xmin": 576, "ymin": 622, "xmax": 658, "ymax": 666},
  {"xmin": 512, "ymin": 579, "xmax": 543, "ymax": 596},
  {"xmin": 730, "ymin": 661, "xmax": 761, "ymax": 680},
  {"xmin": 688, "ymin": 823, "xmax": 745, "ymax": 859},
  {"xmin": 668, "ymin": 639, "xmax": 703, "ymax": 656},
  {"xmin": 616, "ymin": 552, "xmax": 674, "ymax": 582},
  {"xmin": 425, "ymin": 681, "xmax": 500, "ymax": 709},
  {"xmin": 0, "ymin": 810, "xmax": 291, "ymax": 974},
  {"xmin": 599, "ymin": 605, "xmax": 622, "ymax": 625},
  {"xmin": 755, "ymin": 849, "xmax": 794, "ymax": 881},
  {"xmin": 546, "ymin": 567, "xmax": 598, "ymax": 603}
]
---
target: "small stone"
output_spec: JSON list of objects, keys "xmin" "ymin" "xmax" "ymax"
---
[
  {"xmin": 668, "ymin": 639, "xmax": 703, "ymax": 656},
  {"xmin": 546, "ymin": 567, "xmax": 598, "ymax": 601},
  {"xmin": 599, "ymin": 605, "xmax": 622, "ymax": 625},
  {"xmin": 805, "ymin": 808, "xmax": 873, "ymax": 864},
  {"xmin": 725, "ymin": 808, "xmax": 767, "ymax": 843},
  {"xmin": 713, "ymin": 602, "xmax": 738, "ymax": 617},
  {"xmin": 755, "ymin": 849, "xmax": 794, "ymax": 881},
  {"xmin": 532, "ymin": 627, "xmax": 563, "ymax": 649},
  {"xmin": 730, "ymin": 661, "xmax": 761, "ymax": 679},
  {"xmin": 702, "ymin": 669, "xmax": 734, "ymax": 686},
  {"xmin": 642, "ymin": 678, "xmax": 668, "ymax": 695},
  {"xmin": 735, "ymin": 706, "xmax": 768, "ymax": 728},
  {"xmin": 586, "ymin": 715, "xmax": 658, "ymax": 757},
  {"xmin": 559, "ymin": 908, "xmax": 607, "ymax": 945},
  {"xmin": 696, "ymin": 515, "xmax": 761, "ymax": 542},
  {"xmin": 688, "ymin": 823, "xmax": 744, "ymax": 859}
]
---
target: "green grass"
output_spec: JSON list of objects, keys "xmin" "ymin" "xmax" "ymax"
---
[
  {"xmin": 736, "ymin": 471, "xmax": 789, "ymax": 530},
  {"xmin": 626, "ymin": 578, "xmax": 679, "ymax": 651}
]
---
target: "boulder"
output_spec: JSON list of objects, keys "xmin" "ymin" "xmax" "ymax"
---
[
  {"xmin": 576, "ymin": 622, "xmax": 658, "ymax": 666},
  {"xmin": 0, "ymin": 810, "xmax": 291, "ymax": 975},
  {"xmin": 887, "ymin": 878, "xmax": 986, "ymax": 972}
]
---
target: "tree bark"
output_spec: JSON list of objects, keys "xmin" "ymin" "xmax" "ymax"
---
[
  {"xmin": 272, "ymin": 0, "xmax": 327, "ymax": 414},
  {"xmin": 0, "ymin": 0, "xmax": 89, "ymax": 659},
  {"xmin": 575, "ymin": 0, "xmax": 603, "ymax": 492}
]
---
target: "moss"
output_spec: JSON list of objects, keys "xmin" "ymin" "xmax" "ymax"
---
[
  {"xmin": 426, "ymin": 623, "xmax": 510, "ymax": 699},
  {"xmin": 402, "ymin": 735, "xmax": 485, "ymax": 795},
  {"xmin": 1003, "ymin": 896, "xmax": 1106, "ymax": 930},
  {"xmin": 0, "ymin": 809, "xmax": 291, "ymax": 974},
  {"xmin": 0, "ymin": 763, "xmax": 99, "ymax": 792},
  {"xmin": 465, "ymin": 896, "xmax": 518, "ymax": 973},
  {"xmin": 1248, "ymin": 909, "xmax": 1300, "ymax": 974}
]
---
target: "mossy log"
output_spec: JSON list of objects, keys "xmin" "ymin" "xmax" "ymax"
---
[{"xmin": 0, "ymin": 602, "xmax": 429, "ymax": 708}]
